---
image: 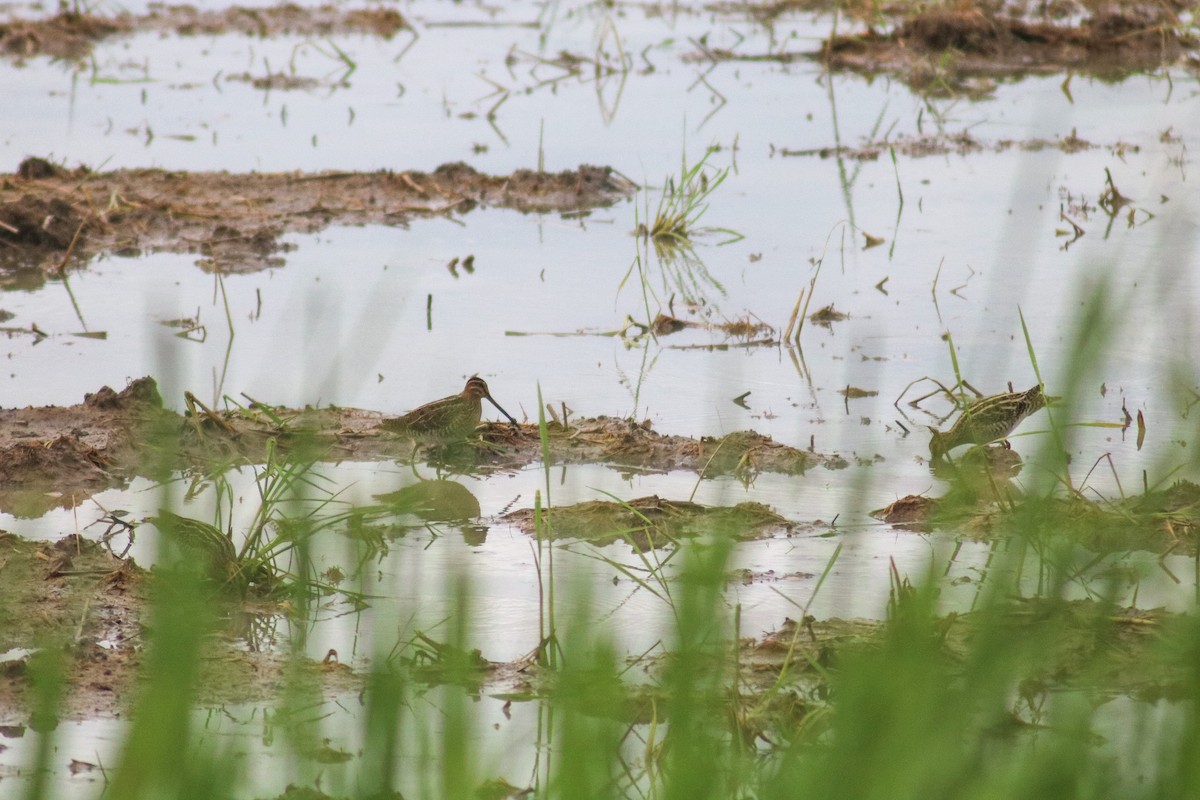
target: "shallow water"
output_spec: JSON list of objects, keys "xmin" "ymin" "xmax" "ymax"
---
[
  {"xmin": 0, "ymin": 667, "xmax": 1188, "ymax": 799},
  {"xmin": 5, "ymin": 459, "xmax": 1193, "ymax": 664},
  {"xmin": 2, "ymin": 0, "xmax": 1200, "ymax": 791},
  {"xmin": 1, "ymin": 0, "xmax": 1197, "ymax": 610}
]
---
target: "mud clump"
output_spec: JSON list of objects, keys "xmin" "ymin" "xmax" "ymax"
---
[
  {"xmin": 0, "ymin": 378, "xmax": 169, "ymax": 516},
  {"xmin": 16, "ymin": 157, "xmax": 67, "ymax": 181},
  {"xmin": 503, "ymin": 495, "xmax": 794, "ymax": 550},
  {"xmin": 0, "ymin": 6, "xmax": 408, "ymax": 62},
  {"xmin": 0, "ymin": 436, "xmax": 109, "ymax": 486},
  {"xmin": 900, "ymin": 9, "xmax": 1002, "ymax": 53},
  {"xmin": 0, "ymin": 160, "xmax": 634, "ymax": 274},
  {"xmin": 0, "ymin": 11, "xmax": 120, "ymax": 61},
  {"xmin": 0, "ymin": 533, "xmax": 361, "ymax": 725},
  {"xmin": 897, "ymin": 7, "xmax": 1191, "ymax": 58},
  {"xmin": 872, "ymin": 494, "xmax": 941, "ymax": 532},
  {"xmin": 0, "ymin": 195, "xmax": 90, "ymax": 251},
  {"xmin": 85, "ymin": 377, "xmax": 163, "ymax": 410},
  {"xmin": 821, "ymin": 5, "xmax": 1198, "ymax": 83}
]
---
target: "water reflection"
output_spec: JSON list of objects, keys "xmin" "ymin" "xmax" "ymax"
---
[{"xmin": 376, "ymin": 477, "xmax": 489, "ymax": 544}]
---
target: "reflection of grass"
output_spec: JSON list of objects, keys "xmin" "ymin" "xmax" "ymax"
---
[
  {"xmin": 621, "ymin": 148, "xmax": 739, "ymax": 314},
  {"xmin": 150, "ymin": 439, "xmax": 397, "ymax": 601},
  {"xmin": 19, "ymin": 468, "xmax": 1200, "ymax": 798},
  {"xmin": 533, "ymin": 382, "xmax": 561, "ymax": 668}
]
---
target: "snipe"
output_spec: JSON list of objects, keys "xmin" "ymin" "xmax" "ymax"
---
[
  {"xmin": 149, "ymin": 510, "xmax": 274, "ymax": 592},
  {"xmin": 149, "ymin": 509, "xmax": 241, "ymax": 586},
  {"xmin": 929, "ymin": 385, "xmax": 1051, "ymax": 460},
  {"xmin": 382, "ymin": 376, "xmax": 519, "ymax": 443}
]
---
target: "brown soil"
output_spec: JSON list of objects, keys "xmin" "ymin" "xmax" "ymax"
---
[
  {"xmin": 0, "ymin": 5, "xmax": 409, "ymax": 62},
  {"xmin": 0, "ymin": 378, "xmax": 168, "ymax": 518},
  {"xmin": 0, "ymin": 533, "xmax": 359, "ymax": 726},
  {"xmin": 2, "ymin": 2, "xmax": 1192, "ymax": 93},
  {"xmin": 820, "ymin": 7, "xmax": 1196, "ymax": 86},
  {"xmin": 0, "ymin": 377, "xmax": 846, "ymax": 517},
  {"xmin": 0, "ymin": 159, "xmax": 635, "ymax": 274},
  {"xmin": 691, "ymin": 3, "xmax": 1197, "ymax": 91}
]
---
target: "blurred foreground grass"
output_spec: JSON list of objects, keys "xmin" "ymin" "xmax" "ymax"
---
[{"xmin": 12, "ymin": 417, "xmax": 1200, "ymax": 800}]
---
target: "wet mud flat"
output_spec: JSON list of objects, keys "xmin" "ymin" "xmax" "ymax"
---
[
  {"xmin": 0, "ymin": 366, "xmax": 839, "ymax": 727},
  {"xmin": 0, "ymin": 376, "xmax": 1195, "ymax": 552},
  {"xmin": 3, "ymin": 1, "xmax": 1194, "ymax": 79},
  {"xmin": 700, "ymin": 1, "xmax": 1197, "ymax": 83},
  {"xmin": 0, "ymin": 376, "xmax": 1196, "ymax": 730},
  {"xmin": 0, "ymin": 4, "xmax": 410, "ymax": 62},
  {"xmin": 0, "ymin": 533, "xmax": 360, "ymax": 726},
  {"xmin": 0, "ymin": 377, "xmax": 845, "ymax": 518},
  {"xmin": 0, "ymin": 525, "xmax": 1186, "ymax": 733},
  {"xmin": 0, "ymin": 158, "xmax": 635, "ymax": 273}
]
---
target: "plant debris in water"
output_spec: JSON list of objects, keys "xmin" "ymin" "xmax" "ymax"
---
[
  {"xmin": 874, "ymin": 476, "xmax": 1200, "ymax": 557},
  {"xmin": 501, "ymin": 495, "xmax": 796, "ymax": 550}
]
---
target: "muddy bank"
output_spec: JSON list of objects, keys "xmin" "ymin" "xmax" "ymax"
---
[
  {"xmin": 731, "ymin": 595, "xmax": 1184, "ymax": 744},
  {"xmin": 6, "ymin": 2, "xmax": 1195, "ymax": 80},
  {"xmin": 0, "ymin": 4, "xmax": 409, "ymax": 62},
  {"xmin": 4, "ymin": 2, "xmax": 1194, "ymax": 97},
  {"xmin": 695, "ymin": 4, "xmax": 1197, "ymax": 90},
  {"xmin": 873, "ymin": 477, "xmax": 1200, "ymax": 557},
  {"xmin": 819, "ymin": 7, "xmax": 1197, "ymax": 87},
  {"xmin": 0, "ymin": 379, "xmax": 169, "ymax": 517},
  {"xmin": 0, "ymin": 533, "xmax": 359, "ymax": 727},
  {"xmin": 7, "ymin": 377, "xmax": 1192, "ymax": 556},
  {"xmin": 0, "ymin": 377, "xmax": 845, "ymax": 517},
  {"xmin": 0, "ymin": 159, "xmax": 635, "ymax": 273},
  {"xmin": 1, "ymin": 528, "xmax": 1182, "ymax": 728}
]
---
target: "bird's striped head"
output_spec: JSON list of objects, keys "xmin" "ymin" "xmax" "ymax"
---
[
  {"xmin": 462, "ymin": 376, "xmax": 492, "ymax": 400},
  {"xmin": 463, "ymin": 375, "xmax": 520, "ymax": 429}
]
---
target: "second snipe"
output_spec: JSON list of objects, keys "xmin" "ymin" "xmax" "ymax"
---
[
  {"xmin": 929, "ymin": 384, "xmax": 1055, "ymax": 461},
  {"xmin": 382, "ymin": 376, "xmax": 520, "ymax": 444}
]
